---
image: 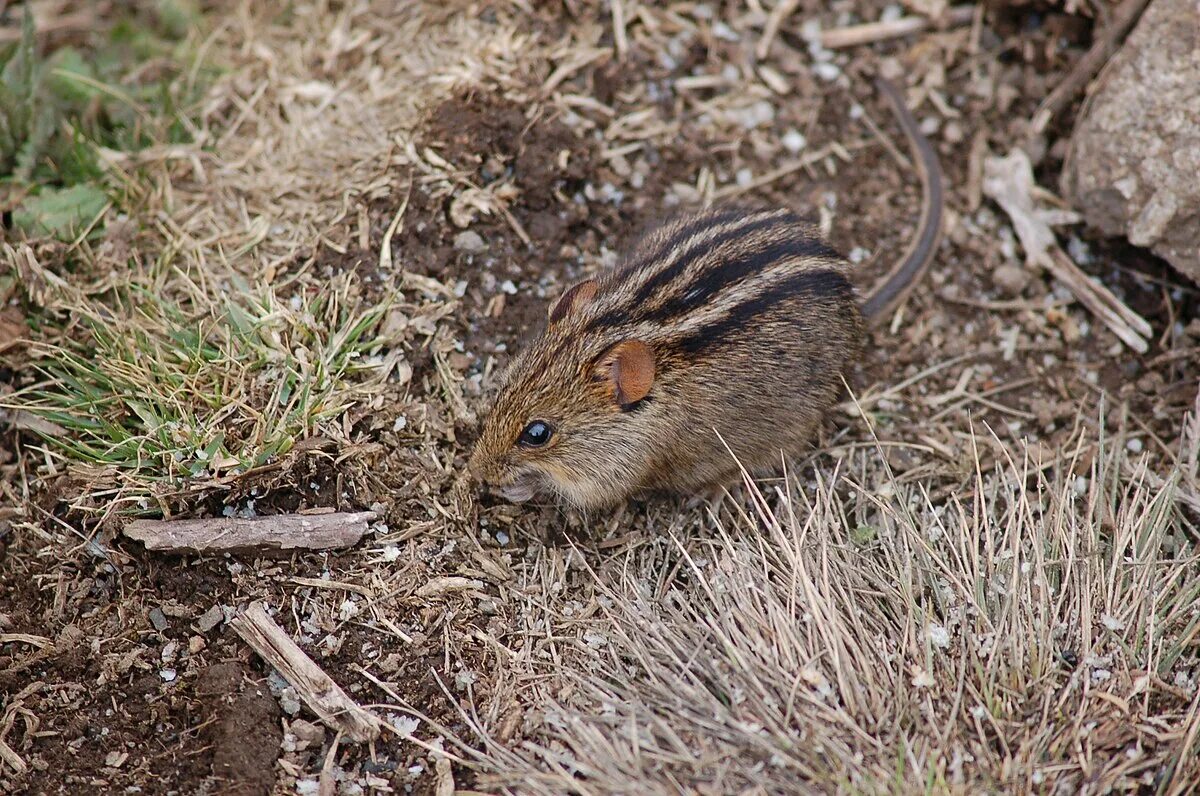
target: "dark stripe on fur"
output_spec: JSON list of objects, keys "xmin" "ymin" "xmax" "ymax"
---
[
  {"xmin": 588, "ymin": 212, "xmax": 791, "ymax": 331},
  {"xmin": 640, "ymin": 233, "xmax": 839, "ymax": 324},
  {"xmin": 669, "ymin": 269, "xmax": 854, "ymax": 357},
  {"xmin": 612, "ymin": 206, "xmax": 751, "ymax": 281}
]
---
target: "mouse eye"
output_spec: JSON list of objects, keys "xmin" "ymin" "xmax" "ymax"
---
[{"xmin": 517, "ymin": 420, "xmax": 553, "ymax": 448}]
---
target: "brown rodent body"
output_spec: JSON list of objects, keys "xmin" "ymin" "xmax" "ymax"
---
[{"xmin": 468, "ymin": 79, "xmax": 944, "ymax": 511}]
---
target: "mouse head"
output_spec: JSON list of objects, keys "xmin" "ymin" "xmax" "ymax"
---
[{"xmin": 467, "ymin": 278, "xmax": 659, "ymax": 510}]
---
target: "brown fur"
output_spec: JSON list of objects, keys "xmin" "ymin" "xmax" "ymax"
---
[{"xmin": 467, "ymin": 205, "xmax": 866, "ymax": 510}]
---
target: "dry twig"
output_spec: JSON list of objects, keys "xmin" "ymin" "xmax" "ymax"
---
[
  {"xmin": 0, "ymin": 737, "xmax": 26, "ymax": 775},
  {"xmin": 820, "ymin": 5, "xmax": 976, "ymax": 49},
  {"xmin": 230, "ymin": 602, "xmax": 381, "ymax": 743},
  {"xmin": 1029, "ymin": 0, "xmax": 1152, "ymax": 135},
  {"xmin": 983, "ymin": 150, "xmax": 1151, "ymax": 352},
  {"xmin": 123, "ymin": 510, "xmax": 378, "ymax": 553},
  {"xmin": 756, "ymin": 0, "xmax": 800, "ymax": 59}
]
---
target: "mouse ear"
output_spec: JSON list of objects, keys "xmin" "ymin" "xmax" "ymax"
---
[
  {"xmin": 601, "ymin": 340, "xmax": 655, "ymax": 407},
  {"xmin": 548, "ymin": 279, "xmax": 598, "ymax": 323}
]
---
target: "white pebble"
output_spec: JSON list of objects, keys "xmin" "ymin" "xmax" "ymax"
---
[
  {"xmin": 782, "ymin": 129, "xmax": 807, "ymax": 154},
  {"xmin": 390, "ymin": 715, "xmax": 419, "ymax": 737},
  {"xmin": 453, "ymin": 230, "xmax": 486, "ymax": 253},
  {"xmin": 1126, "ymin": 438, "xmax": 1144, "ymax": 453},
  {"xmin": 735, "ymin": 168, "xmax": 753, "ymax": 187},
  {"xmin": 712, "ymin": 21, "xmax": 739, "ymax": 41},
  {"xmin": 813, "ymin": 62, "xmax": 841, "ymax": 82},
  {"xmin": 927, "ymin": 623, "xmax": 950, "ymax": 648},
  {"xmin": 500, "ymin": 280, "xmax": 518, "ymax": 295}
]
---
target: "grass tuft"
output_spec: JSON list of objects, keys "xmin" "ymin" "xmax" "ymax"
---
[
  {"xmin": 4, "ymin": 274, "xmax": 395, "ymax": 505},
  {"xmin": 459, "ymin": 418, "xmax": 1200, "ymax": 793}
]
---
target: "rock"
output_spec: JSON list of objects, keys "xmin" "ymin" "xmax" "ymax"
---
[
  {"xmin": 453, "ymin": 229, "xmax": 486, "ymax": 253},
  {"xmin": 992, "ymin": 263, "xmax": 1030, "ymax": 297},
  {"xmin": 1061, "ymin": 0, "xmax": 1200, "ymax": 283},
  {"xmin": 149, "ymin": 607, "xmax": 169, "ymax": 632},
  {"xmin": 194, "ymin": 604, "xmax": 224, "ymax": 632}
]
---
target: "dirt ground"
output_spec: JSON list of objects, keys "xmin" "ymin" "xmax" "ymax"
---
[{"xmin": 2, "ymin": 1, "xmax": 1199, "ymax": 795}]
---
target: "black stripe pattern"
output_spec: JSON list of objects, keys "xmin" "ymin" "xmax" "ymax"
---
[
  {"xmin": 671, "ymin": 269, "xmax": 853, "ymax": 357},
  {"xmin": 582, "ymin": 207, "xmax": 847, "ymax": 348}
]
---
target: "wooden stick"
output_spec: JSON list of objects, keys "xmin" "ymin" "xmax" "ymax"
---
[
  {"xmin": 230, "ymin": 602, "xmax": 381, "ymax": 743},
  {"xmin": 0, "ymin": 737, "xmax": 26, "ymax": 775},
  {"xmin": 123, "ymin": 510, "xmax": 377, "ymax": 553},
  {"xmin": 0, "ymin": 633, "xmax": 52, "ymax": 648},
  {"xmin": 756, "ymin": 0, "xmax": 801, "ymax": 59},
  {"xmin": 983, "ymin": 150, "xmax": 1151, "ymax": 353},
  {"xmin": 820, "ymin": 5, "xmax": 976, "ymax": 50},
  {"xmin": 611, "ymin": 0, "xmax": 628, "ymax": 60},
  {"xmin": 1029, "ymin": 0, "xmax": 1152, "ymax": 135}
]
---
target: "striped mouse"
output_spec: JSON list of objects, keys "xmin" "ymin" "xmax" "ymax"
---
[{"xmin": 467, "ymin": 78, "xmax": 944, "ymax": 510}]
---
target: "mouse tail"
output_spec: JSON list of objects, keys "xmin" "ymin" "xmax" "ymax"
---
[{"xmin": 860, "ymin": 77, "xmax": 945, "ymax": 322}]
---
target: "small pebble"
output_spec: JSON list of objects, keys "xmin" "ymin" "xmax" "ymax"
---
[
  {"xmin": 712, "ymin": 21, "xmax": 739, "ymax": 41},
  {"xmin": 813, "ymin": 62, "xmax": 841, "ymax": 82},
  {"xmin": 453, "ymin": 230, "xmax": 486, "ymax": 253},
  {"xmin": 1126, "ymin": 438, "xmax": 1143, "ymax": 454},
  {"xmin": 149, "ymin": 608, "xmax": 169, "ymax": 632},
  {"xmin": 194, "ymin": 605, "xmax": 224, "ymax": 633},
  {"xmin": 992, "ymin": 263, "xmax": 1029, "ymax": 297},
  {"xmin": 781, "ymin": 129, "xmax": 807, "ymax": 154},
  {"xmin": 943, "ymin": 120, "xmax": 965, "ymax": 144}
]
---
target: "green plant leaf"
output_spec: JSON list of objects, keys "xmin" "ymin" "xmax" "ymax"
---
[
  {"xmin": 0, "ymin": 6, "xmax": 37, "ymax": 101},
  {"xmin": 13, "ymin": 102, "xmax": 56, "ymax": 183},
  {"xmin": 46, "ymin": 48, "xmax": 102, "ymax": 104},
  {"xmin": 13, "ymin": 183, "xmax": 108, "ymax": 241},
  {"xmin": 156, "ymin": 0, "xmax": 202, "ymax": 39}
]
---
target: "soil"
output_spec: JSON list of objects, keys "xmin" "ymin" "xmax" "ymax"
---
[{"xmin": 2, "ymin": 1, "xmax": 1198, "ymax": 794}]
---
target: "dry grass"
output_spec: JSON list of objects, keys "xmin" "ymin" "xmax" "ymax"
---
[
  {"xmin": 443, "ymin": 408, "xmax": 1200, "ymax": 794},
  {"xmin": 2, "ymin": 1, "xmax": 1198, "ymax": 794}
]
